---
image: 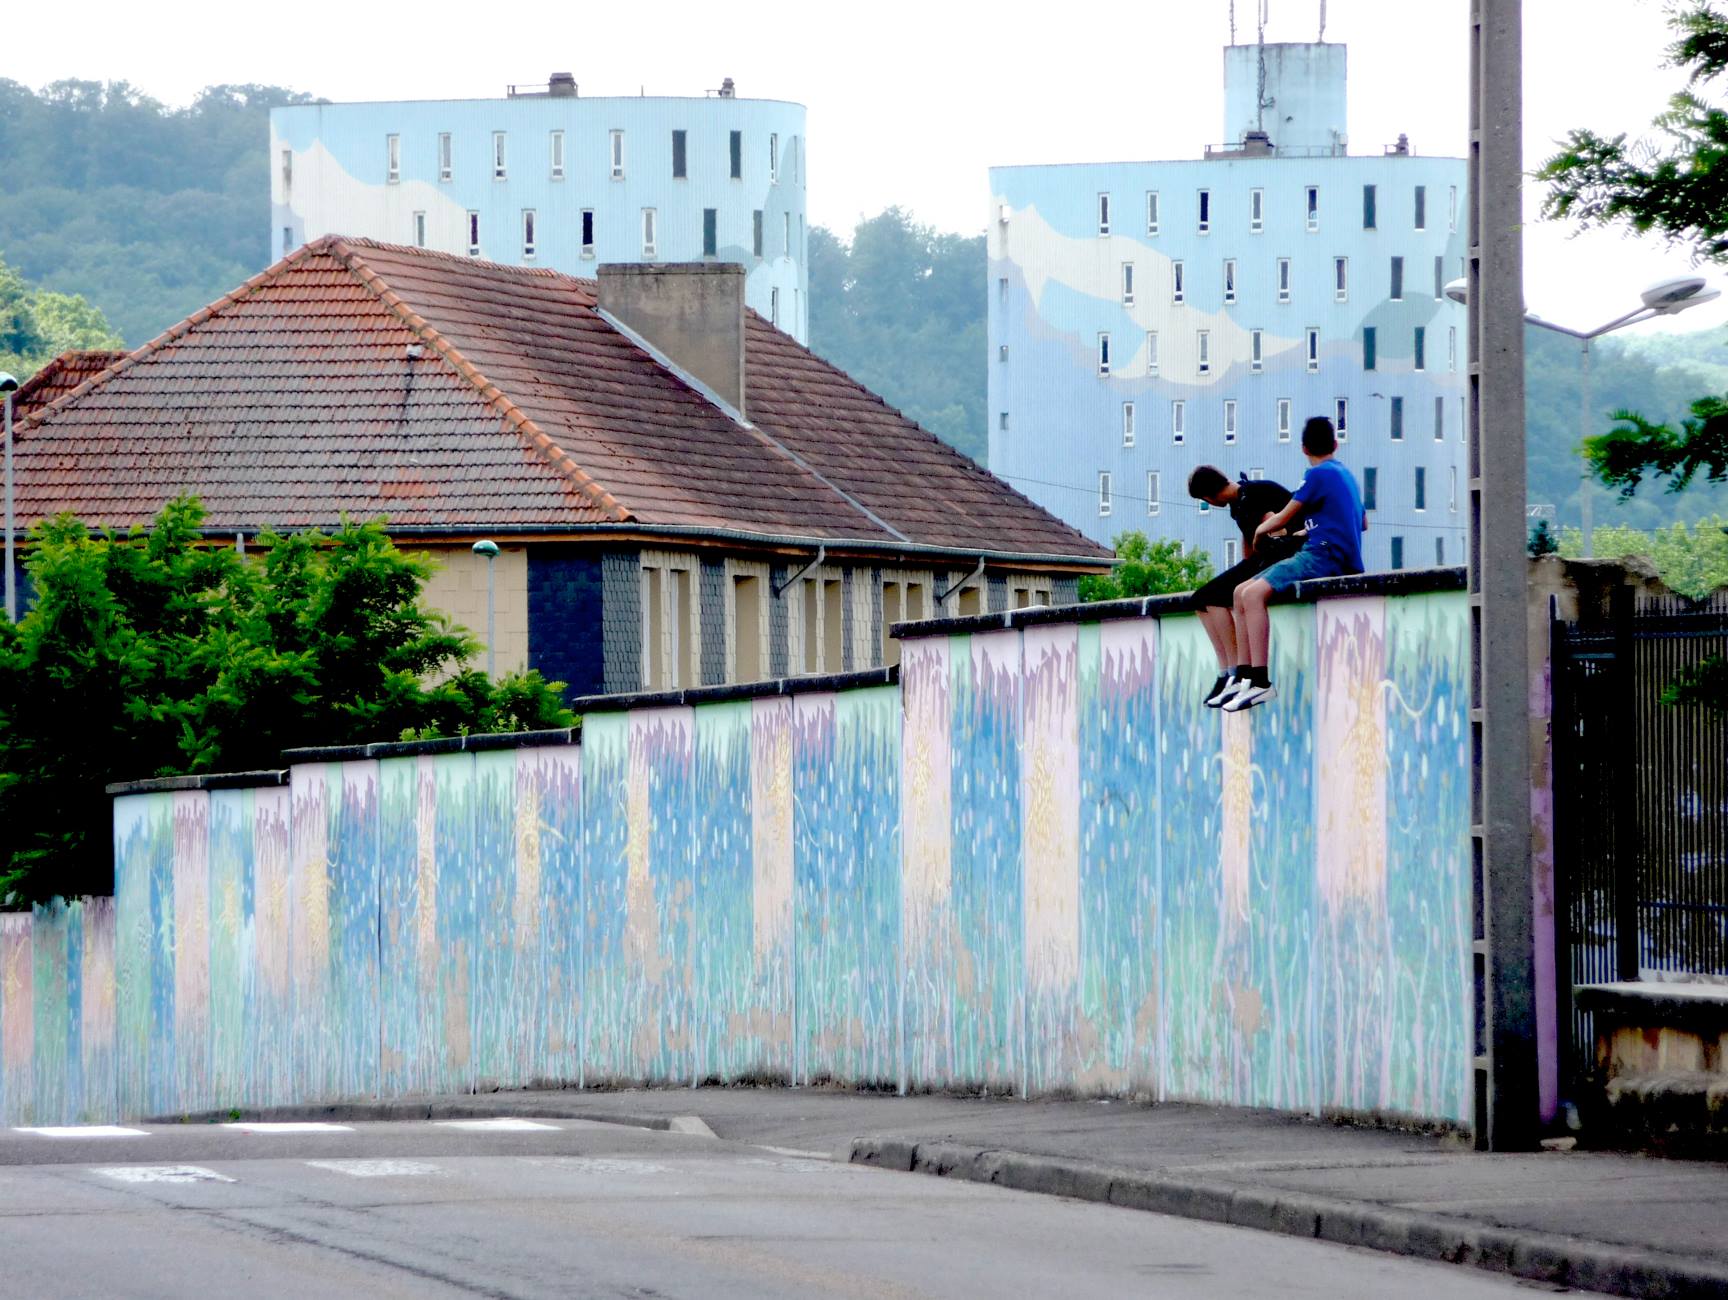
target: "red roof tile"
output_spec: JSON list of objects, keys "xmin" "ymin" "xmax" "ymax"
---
[
  {"xmin": 15, "ymin": 239, "xmax": 1107, "ymax": 561},
  {"xmin": 12, "ymin": 351, "xmax": 129, "ymax": 421}
]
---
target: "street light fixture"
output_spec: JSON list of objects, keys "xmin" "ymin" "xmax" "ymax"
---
[
  {"xmin": 0, "ymin": 371, "xmax": 18, "ymax": 623},
  {"xmin": 1443, "ymin": 276, "xmax": 1720, "ymax": 555},
  {"xmin": 471, "ymin": 539, "xmax": 500, "ymax": 677}
]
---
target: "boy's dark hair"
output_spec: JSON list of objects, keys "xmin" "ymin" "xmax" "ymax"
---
[
  {"xmin": 1301, "ymin": 416, "xmax": 1338, "ymax": 456},
  {"xmin": 1186, "ymin": 464, "xmax": 1230, "ymax": 500}
]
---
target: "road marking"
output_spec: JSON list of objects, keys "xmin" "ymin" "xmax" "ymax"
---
[
  {"xmin": 221, "ymin": 1122, "xmax": 355, "ymax": 1133},
  {"xmin": 527, "ymin": 1157, "xmax": 671, "ymax": 1175},
  {"xmin": 305, "ymin": 1159, "xmax": 442, "ymax": 1178},
  {"xmin": 94, "ymin": 1165, "xmax": 235, "ymax": 1184},
  {"xmin": 433, "ymin": 1118, "xmax": 560, "ymax": 1132},
  {"xmin": 755, "ymin": 1145, "xmax": 834, "ymax": 1160},
  {"xmin": 14, "ymin": 1125, "xmax": 149, "ymax": 1138}
]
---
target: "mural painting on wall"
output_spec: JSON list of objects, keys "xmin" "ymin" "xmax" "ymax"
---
[{"xmin": 0, "ymin": 593, "xmax": 1471, "ymax": 1129}]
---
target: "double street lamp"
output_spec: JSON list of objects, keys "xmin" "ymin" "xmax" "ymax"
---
[{"xmin": 1444, "ymin": 275, "xmax": 1720, "ymax": 555}]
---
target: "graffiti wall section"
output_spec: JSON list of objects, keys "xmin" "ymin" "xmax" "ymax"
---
[{"xmin": 0, "ymin": 590, "xmax": 1471, "ymax": 1128}]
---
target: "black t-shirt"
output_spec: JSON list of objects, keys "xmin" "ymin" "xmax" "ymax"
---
[{"xmin": 1228, "ymin": 477, "xmax": 1300, "ymax": 559}]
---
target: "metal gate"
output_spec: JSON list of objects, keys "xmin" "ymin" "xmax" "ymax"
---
[{"xmin": 1551, "ymin": 590, "xmax": 1728, "ymax": 1089}]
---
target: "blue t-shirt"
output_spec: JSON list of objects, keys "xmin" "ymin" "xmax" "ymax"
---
[{"xmin": 1291, "ymin": 459, "xmax": 1366, "ymax": 573}]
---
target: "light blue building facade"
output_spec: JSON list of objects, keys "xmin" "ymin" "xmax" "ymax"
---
[
  {"xmin": 988, "ymin": 43, "xmax": 1469, "ymax": 571},
  {"xmin": 271, "ymin": 79, "xmax": 810, "ymax": 342}
]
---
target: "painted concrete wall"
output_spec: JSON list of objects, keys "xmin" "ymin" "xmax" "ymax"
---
[{"xmin": 0, "ymin": 588, "xmax": 1471, "ymax": 1128}]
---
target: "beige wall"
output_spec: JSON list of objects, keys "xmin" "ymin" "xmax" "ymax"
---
[{"xmin": 412, "ymin": 546, "xmax": 529, "ymax": 675}]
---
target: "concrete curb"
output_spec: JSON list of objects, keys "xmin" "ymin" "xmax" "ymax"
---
[
  {"xmin": 148, "ymin": 1099, "xmax": 693, "ymax": 1134},
  {"xmin": 849, "ymin": 1138, "xmax": 1728, "ymax": 1300}
]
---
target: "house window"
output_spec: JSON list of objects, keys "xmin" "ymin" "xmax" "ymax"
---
[
  {"xmin": 1251, "ymin": 329, "xmax": 1264, "ymax": 372},
  {"xmin": 1250, "ymin": 188, "xmax": 1265, "ymax": 232},
  {"xmin": 1097, "ymin": 332, "xmax": 1111, "ymax": 375},
  {"xmin": 1225, "ymin": 539, "xmax": 1240, "ymax": 567},
  {"xmin": 1172, "ymin": 400, "xmax": 1186, "ymax": 442},
  {"xmin": 412, "ymin": 211, "xmax": 427, "ymax": 248},
  {"xmin": 1196, "ymin": 329, "xmax": 1210, "ymax": 375},
  {"xmin": 783, "ymin": 211, "xmax": 792, "ymax": 255},
  {"xmin": 1363, "ymin": 183, "xmax": 1377, "ymax": 229},
  {"xmin": 521, "ymin": 209, "xmax": 536, "ymax": 258},
  {"xmin": 466, "ymin": 211, "xmax": 480, "ymax": 256},
  {"xmin": 386, "ymin": 133, "xmax": 400, "ymax": 182},
  {"xmin": 1198, "ymin": 188, "xmax": 1211, "ymax": 233},
  {"xmin": 1223, "ymin": 259, "xmax": 1237, "ymax": 303},
  {"xmin": 1224, "ymin": 399, "xmax": 1238, "ymax": 443},
  {"xmin": 1146, "ymin": 330, "xmax": 1160, "ymax": 375},
  {"xmin": 1172, "ymin": 261, "xmax": 1185, "ymax": 302},
  {"xmin": 1146, "ymin": 191, "xmax": 1160, "ymax": 235},
  {"xmin": 672, "ymin": 129, "xmax": 687, "ymax": 178},
  {"xmin": 729, "ymin": 129, "xmax": 742, "ymax": 179},
  {"xmin": 1363, "ymin": 326, "xmax": 1378, "ymax": 371},
  {"xmin": 1414, "ymin": 466, "xmax": 1428, "ymax": 511},
  {"xmin": 1414, "ymin": 326, "xmax": 1428, "ymax": 371},
  {"xmin": 1277, "ymin": 257, "xmax": 1292, "ymax": 302},
  {"xmin": 1391, "ymin": 536, "xmax": 1406, "ymax": 570},
  {"xmin": 610, "ymin": 129, "xmax": 625, "ymax": 179},
  {"xmin": 1147, "ymin": 471, "xmax": 1161, "ymax": 516},
  {"xmin": 1390, "ymin": 395, "xmax": 1404, "ymax": 440},
  {"xmin": 769, "ymin": 132, "xmax": 779, "ymax": 183},
  {"xmin": 1335, "ymin": 398, "xmax": 1349, "ymax": 439},
  {"xmin": 1450, "ymin": 465, "xmax": 1459, "ymax": 511},
  {"xmin": 999, "ymin": 411, "xmax": 1009, "ymax": 432},
  {"xmin": 1306, "ymin": 327, "xmax": 1320, "ymax": 371},
  {"xmin": 702, "ymin": 208, "xmax": 717, "ymax": 257},
  {"xmin": 1390, "ymin": 256, "xmax": 1404, "ymax": 301},
  {"xmin": 1363, "ymin": 466, "xmax": 1379, "ymax": 510},
  {"xmin": 1098, "ymin": 192, "xmax": 1111, "ymax": 235},
  {"xmin": 1306, "ymin": 185, "xmax": 1320, "ymax": 231},
  {"xmin": 1436, "ymin": 537, "xmax": 1447, "ymax": 565},
  {"xmin": 281, "ymin": 147, "xmax": 292, "ymax": 188},
  {"xmin": 753, "ymin": 210, "xmax": 764, "ymax": 258},
  {"xmin": 1099, "ymin": 471, "xmax": 1113, "ymax": 516},
  {"xmin": 1122, "ymin": 401, "xmax": 1136, "ymax": 446},
  {"xmin": 1449, "ymin": 326, "xmax": 1458, "ymax": 371},
  {"xmin": 1415, "ymin": 184, "xmax": 1427, "ymax": 230},
  {"xmin": 771, "ymin": 288, "xmax": 780, "ymax": 326},
  {"xmin": 550, "ymin": 130, "xmax": 565, "ymax": 179},
  {"xmin": 642, "ymin": 207, "xmax": 657, "ymax": 257},
  {"xmin": 1122, "ymin": 262, "xmax": 1135, "ymax": 305},
  {"xmin": 1435, "ymin": 395, "xmax": 1446, "ymax": 440},
  {"xmin": 438, "ymin": 132, "xmax": 452, "ymax": 181},
  {"xmin": 580, "ymin": 209, "xmax": 595, "ymax": 257},
  {"xmin": 492, "ymin": 131, "xmax": 507, "ymax": 180},
  {"xmin": 283, "ymin": 225, "xmax": 294, "ymax": 257},
  {"xmin": 1277, "ymin": 398, "xmax": 1292, "ymax": 440},
  {"xmin": 1335, "ymin": 256, "xmax": 1349, "ymax": 302},
  {"xmin": 1435, "ymin": 254, "xmax": 1445, "ymax": 300},
  {"xmin": 1449, "ymin": 184, "xmax": 1459, "ymax": 232}
]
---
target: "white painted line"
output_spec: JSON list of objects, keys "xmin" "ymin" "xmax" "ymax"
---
[
  {"xmin": 94, "ymin": 1165, "xmax": 235, "ymax": 1184},
  {"xmin": 221, "ymin": 1122, "xmax": 355, "ymax": 1133},
  {"xmin": 668, "ymin": 1115, "xmax": 717, "ymax": 1139},
  {"xmin": 15, "ymin": 1125, "xmax": 150, "ymax": 1138},
  {"xmin": 755, "ymin": 1145, "xmax": 835, "ymax": 1160},
  {"xmin": 433, "ymin": 1117, "xmax": 559, "ymax": 1132},
  {"xmin": 305, "ymin": 1159, "xmax": 441, "ymax": 1178}
]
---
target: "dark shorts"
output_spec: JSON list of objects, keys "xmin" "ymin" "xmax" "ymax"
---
[
  {"xmin": 1192, "ymin": 546, "xmax": 1296, "ymax": 610},
  {"xmin": 1260, "ymin": 541, "xmax": 1360, "ymax": 592}
]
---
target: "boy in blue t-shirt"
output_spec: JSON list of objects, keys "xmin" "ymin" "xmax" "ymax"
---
[{"xmin": 1220, "ymin": 416, "xmax": 1366, "ymax": 712}]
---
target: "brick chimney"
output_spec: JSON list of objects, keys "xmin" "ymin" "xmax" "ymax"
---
[{"xmin": 597, "ymin": 263, "xmax": 746, "ymax": 419}]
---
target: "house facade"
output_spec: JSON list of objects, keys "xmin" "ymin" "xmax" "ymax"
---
[{"xmin": 11, "ymin": 241, "xmax": 1107, "ymax": 696}]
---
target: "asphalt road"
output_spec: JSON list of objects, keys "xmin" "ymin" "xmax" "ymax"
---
[{"xmin": 0, "ymin": 1117, "xmax": 1588, "ymax": 1298}]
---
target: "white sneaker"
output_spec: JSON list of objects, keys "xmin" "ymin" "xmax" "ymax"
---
[
  {"xmin": 1203, "ymin": 675, "xmax": 1238, "ymax": 708},
  {"xmin": 1222, "ymin": 682, "xmax": 1277, "ymax": 712}
]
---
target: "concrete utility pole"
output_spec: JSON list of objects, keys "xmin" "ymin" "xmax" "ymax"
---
[
  {"xmin": 1, "ymin": 373, "xmax": 17, "ymax": 623},
  {"xmin": 1468, "ymin": 0, "xmax": 1539, "ymax": 1150}
]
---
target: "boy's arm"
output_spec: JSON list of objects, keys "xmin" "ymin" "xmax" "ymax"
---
[{"xmin": 1252, "ymin": 498, "xmax": 1304, "ymax": 541}]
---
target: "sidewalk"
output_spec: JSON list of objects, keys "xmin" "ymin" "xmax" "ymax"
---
[{"xmin": 189, "ymin": 1086, "xmax": 1728, "ymax": 1298}]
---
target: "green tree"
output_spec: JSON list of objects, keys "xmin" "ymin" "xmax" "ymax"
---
[
  {"xmin": 1529, "ymin": 519, "xmax": 1560, "ymax": 557},
  {"xmin": 0, "ymin": 497, "xmax": 571, "ymax": 904},
  {"xmin": 1556, "ymin": 516, "xmax": 1728, "ymax": 598},
  {"xmin": 0, "ymin": 252, "xmax": 124, "ymax": 375},
  {"xmin": 1079, "ymin": 531, "xmax": 1214, "ymax": 601}
]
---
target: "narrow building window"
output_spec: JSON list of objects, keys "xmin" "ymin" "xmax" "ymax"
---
[
  {"xmin": 1391, "ymin": 536, "xmax": 1405, "ymax": 570},
  {"xmin": 1249, "ymin": 466, "xmax": 1266, "ymax": 480},
  {"xmin": 1251, "ymin": 328, "xmax": 1264, "ymax": 372},
  {"xmin": 1449, "ymin": 184, "xmax": 1459, "ymax": 232},
  {"xmin": 1198, "ymin": 188, "xmax": 1211, "ymax": 233},
  {"xmin": 999, "ymin": 344, "xmax": 1009, "ymax": 362},
  {"xmin": 1390, "ymin": 394, "xmax": 1404, "ymax": 440},
  {"xmin": 1277, "ymin": 257, "xmax": 1292, "ymax": 303},
  {"xmin": 672, "ymin": 129, "xmax": 688, "ymax": 178},
  {"xmin": 1224, "ymin": 398, "xmax": 1238, "ymax": 443},
  {"xmin": 521, "ymin": 209, "xmax": 536, "ymax": 258},
  {"xmin": 1448, "ymin": 326, "xmax": 1457, "ymax": 371},
  {"xmin": 1414, "ymin": 326, "xmax": 1427, "ymax": 371},
  {"xmin": 1172, "ymin": 400, "xmax": 1186, "ymax": 443},
  {"xmin": 283, "ymin": 225, "xmax": 294, "ymax": 256},
  {"xmin": 1250, "ymin": 187, "xmax": 1264, "ymax": 232},
  {"xmin": 1225, "ymin": 539, "xmax": 1240, "ymax": 567},
  {"xmin": 492, "ymin": 130, "xmax": 507, "ymax": 179},
  {"xmin": 1147, "ymin": 471, "xmax": 1161, "ymax": 516},
  {"xmin": 1436, "ymin": 537, "xmax": 1446, "ymax": 565},
  {"xmin": 1223, "ymin": 259, "xmax": 1237, "ymax": 303},
  {"xmin": 1277, "ymin": 398, "xmax": 1292, "ymax": 440},
  {"xmin": 1097, "ymin": 332, "xmax": 1112, "ymax": 375},
  {"xmin": 438, "ymin": 132, "xmax": 452, "ymax": 181},
  {"xmin": 1415, "ymin": 466, "xmax": 1428, "ymax": 511},
  {"xmin": 1363, "ymin": 466, "xmax": 1379, "ymax": 510},
  {"xmin": 610, "ymin": 129, "xmax": 625, "ymax": 179},
  {"xmin": 729, "ymin": 129, "xmax": 742, "ymax": 179},
  {"xmin": 1099, "ymin": 471, "xmax": 1113, "ymax": 516},
  {"xmin": 771, "ymin": 287, "xmax": 780, "ymax": 326},
  {"xmin": 783, "ymin": 211, "xmax": 792, "ymax": 255},
  {"xmin": 550, "ymin": 130, "xmax": 565, "ymax": 179},
  {"xmin": 1335, "ymin": 256, "xmax": 1349, "ymax": 302},
  {"xmin": 1390, "ymin": 255, "xmax": 1404, "ymax": 301},
  {"xmin": 1335, "ymin": 397, "xmax": 1350, "ymax": 438},
  {"xmin": 1196, "ymin": 329, "xmax": 1211, "ymax": 374},
  {"xmin": 769, "ymin": 132, "xmax": 779, "ymax": 183},
  {"xmin": 1146, "ymin": 330, "xmax": 1160, "ymax": 375},
  {"xmin": 999, "ymin": 411, "xmax": 1009, "ymax": 431},
  {"xmin": 1172, "ymin": 260, "xmax": 1185, "ymax": 302},
  {"xmin": 1306, "ymin": 327, "xmax": 1320, "ymax": 371},
  {"xmin": 386, "ymin": 133, "xmax": 400, "ymax": 182},
  {"xmin": 580, "ymin": 209, "xmax": 596, "ymax": 257},
  {"xmin": 412, "ymin": 211, "xmax": 427, "ymax": 248},
  {"xmin": 1123, "ymin": 401, "xmax": 1136, "ymax": 446},
  {"xmin": 642, "ymin": 207, "xmax": 657, "ymax": 257},
  {"xmin": 752, "ymin": 209, "xmax": 765, "ymax": 257},
  {"xmin": 1306, "ymin": 185, "xmax": 1320, "ymax": 231},
  {"xmin": 1122, "ymin": 262, "xmax": 1135, "ymax": 305},
  {"xmin": 1098, "ymin": 192, "xmax": 1112, "ymax": 235},
  {"xmin": 1363, "ymin": 183, "xmax": 1377, "ymax": 229},
  {"xmin": 1146, "ymin": 191, "xmax": 1160, "ymax": 235},
  {"xmin": 1435, "ymin": 394, "xmax": 1446, "ymax": 440},
  {"xmin": 702, "ymin": 208, "xmax": 717, "ymax": 257},
  {"xmin": 281, "ymin": 147, "xmax": 293, "ymax": 188},
  {"xmin": 1415, "ymin": 184, "xmax": 1427, "ymax": 230},
  {"xmin": 1450, "ymin": 465, "xmax": 1459, "ymax": 511},
  {"xmin": 1434, "ymin": 254, "xmax": 1445, "ymax": 300},
  {"xmin": 466, "ymin": 211, "xmax": 480, "ymax": 256},
  {"xmin": 1364, "ymin": 325, "xmax": 1378, "ymax": 370}
]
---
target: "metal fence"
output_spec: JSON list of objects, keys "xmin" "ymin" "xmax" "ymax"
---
[{"xmin": 1552, "ymin": 590, "xmax": 1728, "ymax": 1085}]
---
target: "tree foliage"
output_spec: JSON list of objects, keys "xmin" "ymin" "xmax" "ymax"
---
[
  {"xmin": 1556, "ymin": 515, "xmax": 1728, "ymax": 598},
  {"xmin": 0, "ymin": 253, "xmax": 123, "ymax": 376},
  {"xmin": 0, "ymin": 498, "xmax": 571, "ymax": 904},
  {"xmin": 1079, "ymin": 531, "xmax": 1214, "ymax": 602}
]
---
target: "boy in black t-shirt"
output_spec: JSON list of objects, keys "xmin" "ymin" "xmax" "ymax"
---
[{"xmin": 1185, "ymin": 465, "xmax": 1303, "ymax": 708}]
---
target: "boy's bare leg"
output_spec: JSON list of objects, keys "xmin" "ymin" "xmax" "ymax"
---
[
  {"xmin": 1197, "ymin": 606, "xmax": 1237, "ymax": 670},
  {"xmin": 1234, "ymin": 578, "xmax": 1274, "ymax": 668}
]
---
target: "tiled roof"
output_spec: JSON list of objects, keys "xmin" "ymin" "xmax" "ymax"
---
[
  {"xmin": 16, "ymin": 239, "xmax": 1108, "ymax": 560},
  {"xmin": 11, "ymin": 351, "xmax": 128, "ymax": 420}
]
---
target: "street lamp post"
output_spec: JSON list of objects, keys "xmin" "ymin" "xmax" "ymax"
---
[
  {"xmin": 1, "ymin": 372, "xmax": 18, "ymax": 623},
  {"xmin": 1444, "ymin": 276, "xmax": 1719, "ymax": 554},
  {"xmin": 472, "ymin": 539, "xmax": 500, "ymax": 677}
]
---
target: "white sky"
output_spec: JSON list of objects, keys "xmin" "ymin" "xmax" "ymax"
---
[{"xmin": 18, "ymin": 0, "xmax": 1728, "ymax": 335}]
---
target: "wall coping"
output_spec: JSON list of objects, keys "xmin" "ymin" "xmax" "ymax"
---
[
  {"xmin": 567, "ymin": 665, "xmax": 898, "ymax": 714},
  {"xmin": 106, "ymin": 769, "xmax": 290, "ymax": 797},
  {"xmin": 892, "ymin": 565, "xmax": 1468, "ymax": 641}
]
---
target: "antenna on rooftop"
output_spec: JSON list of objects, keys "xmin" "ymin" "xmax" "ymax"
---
[
  {"xmin": 1230, "ymin": 0, "xmax": 1236, "ymax": 45},
  {"xmin": 1318, "ymin": 0, "xmax": 1327, "ymax": 40},
  {"xmin": 1256, "ymin": 0, "xmax": 1269, "ymax": 134}
]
